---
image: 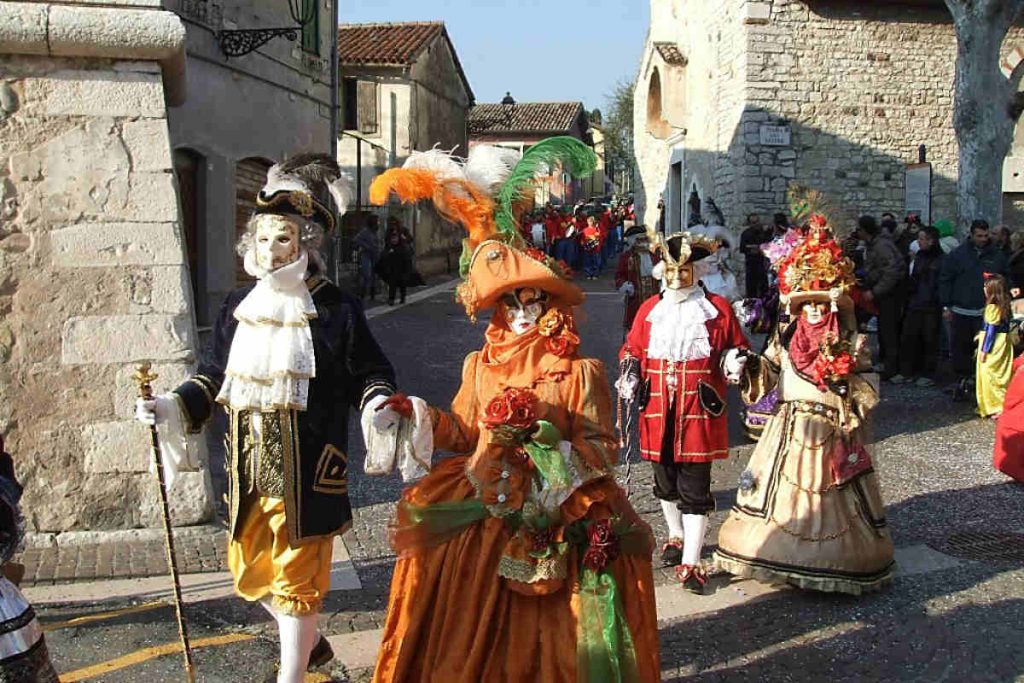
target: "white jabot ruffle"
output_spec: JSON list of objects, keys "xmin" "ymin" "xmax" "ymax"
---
[
  {"xmin": 645, "ymin": 287, "xmax": 719, "ymax": 362},
  {"xmin": 217, "ymin": 251, "xmax": 318, "ymax": 412}
]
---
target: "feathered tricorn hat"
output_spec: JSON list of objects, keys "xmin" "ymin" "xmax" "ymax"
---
[
  {"xmin": 370, "ymin": 137, "xmax": 598, "ymax": 318},
  {"xmin": 256, "ymin": 153, "xmax": 353, "ymax": 233},
  {"xmin": 646, "ymin": 225, "xmax": 720, "ymax": 280}
]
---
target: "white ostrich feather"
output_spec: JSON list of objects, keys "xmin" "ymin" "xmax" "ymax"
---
[
  {"xmin": 464, "ymin": 145, "xmax": 521, "ymax": 195},
  {"xmin": 402, "ymin": 146, "xmax": 465, "ymax": 181}
]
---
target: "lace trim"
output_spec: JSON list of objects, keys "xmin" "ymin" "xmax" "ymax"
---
[{"xmin": 497, "ymin": 554, "xmax": 567, "ymax": 583}]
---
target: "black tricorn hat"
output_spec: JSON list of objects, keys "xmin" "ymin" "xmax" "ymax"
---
[{"xmin": 254, "ymin": 153, "xmax": 352, "ymax": 233}]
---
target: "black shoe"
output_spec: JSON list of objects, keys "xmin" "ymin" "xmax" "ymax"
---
[
  {"xmin": 660, "ymin": 539, "xmax": 683, "ymax": 567},
  {"xmin": 309, "ymin": 635, "xmax": 334, "ymax": 668},
  {"xmin": 261, "ymin": 635, "xmax": 335, "ymax": 681}
]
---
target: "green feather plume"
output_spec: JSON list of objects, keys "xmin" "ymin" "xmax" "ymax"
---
[{"xmin": 494, "ymin": 137, "xmax": 598, "ymax": 239}]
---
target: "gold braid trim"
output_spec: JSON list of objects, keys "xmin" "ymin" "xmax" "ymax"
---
[{"xmin": 497, "ymin": 554, "xmax": 567, "ymax": 584}]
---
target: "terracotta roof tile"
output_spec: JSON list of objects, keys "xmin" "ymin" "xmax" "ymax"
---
[
  {"xmin": 468, "ymin": 102, "xmax": 585, "ymax": 134},
  {"xmin": 338, "ymin": 21, "xmax": 444, "ymax": 66},
  {"xmin": 654, "ymin": 42, "xmax": 688, "ymax": 66}
]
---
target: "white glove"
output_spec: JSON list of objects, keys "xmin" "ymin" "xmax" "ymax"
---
[
  {"xmin": 134, "ymin": 394, "xmax": 175, "ymax": 427},
  {"xmin": 618, "ymin": 282, "xmax": 635, "ymax": 297},
  {"xmin": 723, "ymin": 349, "xmax": 748, "ymax": 384},
  {"xmin": 615, "ymin": 373, "xmax": 639, "ymax": 402},
  {"xmin": 135, "ymin": 393, "xmax": 197, "ymax": 488},
  {"xmin": 367, "ymin": 395, "xmax": 401, "ymax": 432}
]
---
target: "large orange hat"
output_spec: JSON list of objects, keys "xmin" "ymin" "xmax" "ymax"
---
[
  {"xmin": 458, "ymin": 240, "xmax": 584, "ymax": 316},
  {"xmin": 370, "ymin": 137, "xmax": 596, "ymax": 319}
]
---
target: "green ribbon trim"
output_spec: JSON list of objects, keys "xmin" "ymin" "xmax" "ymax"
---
[
  {"xmin": 402, "ymin": 498, "xmax": 488, "ymax": 536},
  {"xmin": 524, "ymin": 420, "xmax": 572, "ymax": 489},
  {"xmin": 577, "ymin": 569, "xmax": 640, "ymax": 683}
]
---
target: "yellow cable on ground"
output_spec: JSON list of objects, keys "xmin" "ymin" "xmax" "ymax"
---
[{"xmin": 59, "ymin": 633, "xmax": 254, "ymax": 681}]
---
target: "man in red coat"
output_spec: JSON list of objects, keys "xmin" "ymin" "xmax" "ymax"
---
[
  {"xmin": 618, "ymin": 232, "xmax": 749, "ymax": 592},
  {"xmin": 615, "ymin": 225, "xmax": 660, "ymax": 331}
]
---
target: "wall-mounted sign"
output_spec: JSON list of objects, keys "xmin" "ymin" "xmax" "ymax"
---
[
  {"xmin": 905, "ymin": 162, "xmax": 932, "ymax": 225},
  {"xmin": 759, "ymin": 125, "xmax": 791, "ymax": 147}
]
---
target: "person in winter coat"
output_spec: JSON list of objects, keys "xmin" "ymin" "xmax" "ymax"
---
[
  {"xmin": 1007, "ymin": 231, "xmax": 1024, "ymax": 297},
  {"xmin": 894, "ymin": 226, "xmax": 944, "ymax": 387},
  {"xmin": 857, "ymin": 215, "xmax": 907, "ymax": 380},
  {"xmin": 938, "ymin": 219, "xmax": 1009, "ymax": 388},
  {"xmin": 376, "ymin": 227, "xmax": 414, "ymax": 305}
]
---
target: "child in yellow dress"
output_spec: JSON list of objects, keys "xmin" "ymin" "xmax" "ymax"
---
[{"xmin": 977, "ymin": 274, "xmax": 1014, "ymax": 418}]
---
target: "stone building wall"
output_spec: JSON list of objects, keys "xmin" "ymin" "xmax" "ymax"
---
[
  {"xmin": 637, "ymin": 0, "xmax": 1024, "ymax": 238},
  {"xmin": 0, "ymin": 2, "xmax": 212, "ymax": 532}
]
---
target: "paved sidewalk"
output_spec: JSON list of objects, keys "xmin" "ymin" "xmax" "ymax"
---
[{"xmin": 15, "ymin": 527, "xmax": 229, "ymax": 586}]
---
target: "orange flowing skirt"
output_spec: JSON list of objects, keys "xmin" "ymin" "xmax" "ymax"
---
[{"xmin": 372, "ymin": 456, "xmax": 661, "ymax": 683}]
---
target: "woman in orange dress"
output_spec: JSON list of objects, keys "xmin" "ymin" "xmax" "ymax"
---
[{"xmin": 366, "ymin": 140, "xmax": 660, "ymax": 683}]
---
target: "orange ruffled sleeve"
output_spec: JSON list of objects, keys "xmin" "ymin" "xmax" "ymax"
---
[
  {"xmin": 430, "ymin": 352, "xmax": 481, "ymax": 455},
  {"xmin": 563, "ymin": 358, "xmax": 618, "ymax": 477}
]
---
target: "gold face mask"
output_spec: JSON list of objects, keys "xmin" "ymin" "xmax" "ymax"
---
[{"xmin": 662, "ymin": 262, "xmax": 695, "ymax": 290}]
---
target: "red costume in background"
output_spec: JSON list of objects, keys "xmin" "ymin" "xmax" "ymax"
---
[
  {"xmin": 615, "ymin": 249, "xmax": 660, "ymax": 331},
  {"xmin": 995, "ymin": 356, "xmax": 1024, "ymax": 482}
]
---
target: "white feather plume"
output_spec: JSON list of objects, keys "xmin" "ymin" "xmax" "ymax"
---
[
  {"xmin": 464, "ymin": 145, "xmax": 521, "ymax": 195},
  {"xmin": 327, "ymin": 171, "xmax": 354, "ymax": 217},
  {"xmin": 402, "ymin": 146, "xmax": 465, "ymax": 181}
]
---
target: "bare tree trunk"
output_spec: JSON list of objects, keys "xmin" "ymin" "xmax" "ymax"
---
[{"xmin": 945, "ymin": 0, "xmax": 1024, "ymax": 229}]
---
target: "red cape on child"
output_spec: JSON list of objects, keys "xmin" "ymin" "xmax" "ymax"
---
[{"xmin": 994, "ymin": 355, "xmax": 1024, "ymax": 482}]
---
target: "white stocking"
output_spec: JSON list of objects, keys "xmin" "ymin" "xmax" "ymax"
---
[
  {"xmin": 276, "ymin": 612, "xmax": 319, "ymax": 683},
  {"xmin": 681, "ymin": 514, "xmax": 708, "ymax": 566},
  {"xmin": 660, "ymin": 500, "xmax": 685, "ymax": 539}
]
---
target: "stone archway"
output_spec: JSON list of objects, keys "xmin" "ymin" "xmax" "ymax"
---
[{"xmin": 647, "ymin": 68, "xmax": 671, "ymax": 139}]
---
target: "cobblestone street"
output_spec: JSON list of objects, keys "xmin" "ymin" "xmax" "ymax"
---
[{"xmin": 26, "ymin": 273, "xmax": 1024, "ymax": 681}]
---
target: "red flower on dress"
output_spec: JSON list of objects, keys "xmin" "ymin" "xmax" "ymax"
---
[
  {"xmin": 810, "ymin": 332, "xmax": 855, "ymax": 390},
  {"xmin": 582, "ymin": 519, "xmax": 621, "ymax": 572},
  {"xmin": 531, "ymin": 528, "xmax": 556, "ymax": 553}
]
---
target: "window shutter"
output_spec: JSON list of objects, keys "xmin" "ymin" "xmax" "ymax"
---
[{"xmin": 357, "ymin": 81, "xmax": 378, "ymax": 134}]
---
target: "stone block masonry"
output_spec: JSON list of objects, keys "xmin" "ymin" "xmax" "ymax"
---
[{"xmin": 0, "ymin": 2, "xmax": 211, "ymax": 532}]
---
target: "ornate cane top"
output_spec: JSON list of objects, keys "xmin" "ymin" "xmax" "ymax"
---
[{"xmin": 133, "ymin": 363, "xmax": 159, "ymax": 401}]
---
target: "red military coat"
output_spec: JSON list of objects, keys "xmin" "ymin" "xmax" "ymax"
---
[
  {"xmin": 614, "ymin": 250, "xmax": 660, "ymax": 331},
  {"xmin": 620, "ymin": 291, "xmax": 748, "ymax": 463}
]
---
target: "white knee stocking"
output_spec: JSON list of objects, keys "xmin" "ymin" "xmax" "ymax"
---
[
  {"xmin": 660, "ymin": 500, "xmax": 685, "ymax": 539},
  {"xmin": 681, "ymin": 514, "xmax": 708, "ymax": 566},
  {"xmin": 276, "ymin": 612, "xmax": 319, "ymax": 683}
]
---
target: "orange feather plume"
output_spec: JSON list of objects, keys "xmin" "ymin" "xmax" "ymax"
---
[{"xmin": 369, "ymin": 169, "xmax": 497, "ymax": 248}]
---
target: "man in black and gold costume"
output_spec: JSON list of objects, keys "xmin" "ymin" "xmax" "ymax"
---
[{"xmin": 135, "ymin": 155, "xmax": 398, "ymax": 683}]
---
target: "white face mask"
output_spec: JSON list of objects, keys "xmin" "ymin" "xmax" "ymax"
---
[
  {"xmin": 803, "ymin": 302, "xmax": 827, "ymax": 324},
  {"xmin": 501, "ymin": 288, "xmax": 548, "ymax": 336},
  {"xmin": 254, "ymin": 216, "xmax": 301, "ymax": 272}
]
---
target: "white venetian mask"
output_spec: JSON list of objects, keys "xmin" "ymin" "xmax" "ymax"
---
[
  {"xmin": 254, "ymin": 215, "xmax": 301, "ymax": 272},
  {"xmin": 500, "ymin": 287, "xmax": 548, "ymax": 336}
]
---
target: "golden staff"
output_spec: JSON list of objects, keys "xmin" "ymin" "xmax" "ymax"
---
[{"xmin": 133, "ymin": 362, "xmax": 196, "ymax": 683}]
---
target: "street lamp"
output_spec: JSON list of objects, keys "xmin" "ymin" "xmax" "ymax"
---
[
  {"xmin": 501, "ymin": 92, "xmax": 516, "ymax": 128},
  {"xmin": 217, "ymin": 0, "xmax": 317, "ymax": 58}
]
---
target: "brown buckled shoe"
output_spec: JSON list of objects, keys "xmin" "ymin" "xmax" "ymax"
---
[{"xmin": 675, "ymin": 563, "xmax": 708, "ymax": 594}]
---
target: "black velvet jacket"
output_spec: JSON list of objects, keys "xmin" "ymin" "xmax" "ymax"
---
[{"xmin": 173, "ymin": 276, "xmax": 395, "ymax": 546}]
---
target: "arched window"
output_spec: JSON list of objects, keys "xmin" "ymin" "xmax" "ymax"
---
[{"xmin": 646, "ymin": 68, "xmax": 671, "ymax": 139}]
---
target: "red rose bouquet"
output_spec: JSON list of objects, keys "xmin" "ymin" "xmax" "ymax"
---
[{"xmin": 483, "ymin": 387, "xmax": 539, "ymax": 444}]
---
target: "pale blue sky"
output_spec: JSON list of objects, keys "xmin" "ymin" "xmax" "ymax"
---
[{"xmin": 338, "ymin": 0, "xmax": 649, "ymax": 113}]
